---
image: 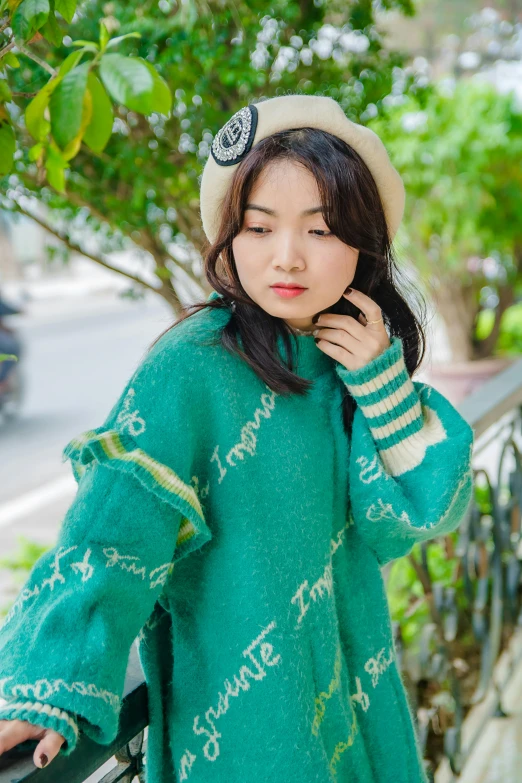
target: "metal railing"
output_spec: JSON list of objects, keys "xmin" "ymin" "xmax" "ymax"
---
[{"xmin": 0, "ymin": 355, "xmax": 521, "ymax": 782}]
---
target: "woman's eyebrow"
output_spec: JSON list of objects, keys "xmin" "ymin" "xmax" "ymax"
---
[{"xmin": 245, "ymin": 203, "xmax": 324, "ymax": 217}]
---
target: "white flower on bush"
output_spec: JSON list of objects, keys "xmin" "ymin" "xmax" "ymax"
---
[
  {"xmin": 339, "ymin": 30, "xmax": 370, "ymax": 54},
  {"xmin": 401, "ymin": 111, "xmax": 428, "ymax": 133}
]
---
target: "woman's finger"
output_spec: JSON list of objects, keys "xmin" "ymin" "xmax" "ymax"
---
[
  {"xmin": 0, "ymin": 718, "xmax": 44, "ymax": 755},
  {"xmin": 343, "ymin": 288, "xmax": 383, "ymax": 325},
  {"xmin": 33, "ymin": 729, "xmax": 67, "ymax": 768},
  {"xmin": 0, "ymin": 719, "xmax": 66, "ymax": 768}
]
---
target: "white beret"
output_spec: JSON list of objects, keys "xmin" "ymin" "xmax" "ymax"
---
[{"xmin": 199, "ymin": 93, "xmax": 405, "ymax": 244}]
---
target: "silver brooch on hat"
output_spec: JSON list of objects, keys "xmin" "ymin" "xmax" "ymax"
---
[{"xmin": 211, "ymin": 104, "xmax": 258, "ymax": 167}]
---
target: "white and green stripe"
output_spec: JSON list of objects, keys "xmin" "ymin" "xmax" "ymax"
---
[
  {"xmin": 336, "ymin": 336, "xmax": 448, "ymax": 476},
  {"xmin": 0, "ymin": 699, "xmax": 79, "ymax": 751},
  {"xmin": 62, "ymin": 427, "xmax": 206, "ymax": 550}
]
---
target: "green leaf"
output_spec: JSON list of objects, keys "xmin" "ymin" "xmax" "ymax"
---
[
  {"xmin": 98, "ymin": 53, "xmax": 154, "ymax": 112},
  {"xmin": 40, "ymin": 6, "xmax": 62, "ymax": 47},
  {"xmin": 12, "ymin": 0, "xmax": 50, "ymax": 44},
  {"xmin": 3, "ymin": 53, "xmax": 20, "ymax": 68},
  {"xmin": 68, "ymin": 39, "xmax": 99, "ymax": 51},
  {"xmin": 54, "ymin": 0, "xmax": 76, "ymax": 24},
  {"xmin": 45, "ymin": 141, "xmax": 68, "ymax": 191},
  {"xmin": 0, "ymin": 79, "xmax": 13, "ymax": 102},
  {"xmin": 56, "ymin": 47, "xmax": 86, "ymax": 78},
  {"xmin": 61, "ymin": 81, "xmax": 92, "ymax": 160},
  {"xmin": 25, "ymin": 87, "xmax": 51, "ymax": 141},
  {"xmin": 53, "ymin": 52, "xmax": 83, "ymax": 78},
  {"xmin": 0, "ymin": 119, "xmax": 15, "ymax": 176},
  {"xmin": 105, "ymin": 31, "xmax": 142, "ymax": 49},
  {"xmin": 28, "ymin": 141, "xmax": 44, "ymax": 161},
  {"xmin": 99, "ymin": 18, "xmax": 109, "ymax": 50},
  {"xmin": 49, "ymin": 60, "xmax": 90, "ymax": 149},
  {"xmin": 25, "ymin": 49, "xmax": 84, "ymax": 142},
  {"xmin": 99, "ymin": 54, "xmax": 171, "ymax": 115},
  {"xmin": 140, "ymin": 59, "xmax": 172, "ymax": 116},
  {"xmin": 82, "ymin": 70, "xmax": 113, "ymax": 153}
]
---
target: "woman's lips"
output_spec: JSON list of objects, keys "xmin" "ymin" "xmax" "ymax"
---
[{"xmin": 270, "ymin": 286, "xmax": 307, "ymax": 298}]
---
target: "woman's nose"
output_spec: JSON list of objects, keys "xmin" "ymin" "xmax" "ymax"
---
[{"xmin": 273, "ymin": 232, "xmax": 305, "ymax": 268}]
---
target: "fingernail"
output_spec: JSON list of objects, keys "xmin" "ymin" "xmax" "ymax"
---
[
  {"xmin": 312, "ymin": 314, "xmax": 319, "ymax": 324},
  {"xmin": 39, "ymin": 753, "xmax": 48, "ymax": 768},
  {"xmin": 344, "ymin": 286, "xmax": 352, "ymax": 295}
]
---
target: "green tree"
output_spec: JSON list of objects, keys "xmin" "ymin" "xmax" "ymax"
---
[
  {"xmin": 368, "ymin": 78, "xmax": 522, "ymax": 361},
  {"xmin": 1, "ymin": 0, "xmax": 418, "ymax": 311},
  {"xmin": 0, "ymin": 1, "xmax": 172, "ymax": 187}
]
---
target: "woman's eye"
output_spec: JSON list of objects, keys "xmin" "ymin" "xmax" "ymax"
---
[{"xmin": 245, "ymin": 227, "xmax": 331, "ymax": 237}]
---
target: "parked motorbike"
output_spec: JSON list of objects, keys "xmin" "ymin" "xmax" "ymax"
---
[{"xmin": 0, "ymin": 294, "xmax": 25, "ymax": 424}]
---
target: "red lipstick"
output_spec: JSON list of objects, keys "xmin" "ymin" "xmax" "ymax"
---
[{"xmin": 270, "ymin": 282, "xmax": 308, "ymax": 299}]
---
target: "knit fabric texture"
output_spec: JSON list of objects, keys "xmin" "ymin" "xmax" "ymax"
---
[{"xmin": 0, "ymin": 291, "xmax": 475, "ymax": 782}]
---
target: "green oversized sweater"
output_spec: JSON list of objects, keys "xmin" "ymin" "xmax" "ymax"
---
[{"xmin": 0, "ymin": 291, "xmax": 475, "ymax": 782}]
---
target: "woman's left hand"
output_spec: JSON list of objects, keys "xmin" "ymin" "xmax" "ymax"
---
[{"xmin": 313, "ymin": 288, "xmax": 391, "ymax": 372}]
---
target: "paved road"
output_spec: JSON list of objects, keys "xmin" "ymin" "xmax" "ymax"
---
[
  {"xmin": 1, "ymin": 294, "xmax": 173, "ymax": 499},
  {"xmin": 0, "ymin": 292, "xmax": 172, "ymax": 607}
]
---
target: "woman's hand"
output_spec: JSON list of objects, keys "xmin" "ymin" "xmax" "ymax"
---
[
  {"xmin": 313, "ymin": 287, "xmax": 391, "ymax": 372},
  {"xmin": 0, "ymin": 718, "xmax": 66, "ymax": 768}
]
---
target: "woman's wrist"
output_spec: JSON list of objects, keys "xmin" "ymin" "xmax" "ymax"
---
[
  {"xmin": 335, "ymin": 335, "xmax": 424, "ymax": 439},
  {"xmin": 0, "ymin": 699, "xmax": 79, "ymax": 755}
]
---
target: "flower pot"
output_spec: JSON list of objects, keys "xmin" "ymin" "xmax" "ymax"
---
[{"xmin": 422, "ymin": 356, "xmax": 518, "ymax": 406}]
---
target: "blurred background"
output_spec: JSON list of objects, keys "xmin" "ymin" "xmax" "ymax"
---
[{"xmin": 0, "ymin": 1, "xmax": 521, "ymax": 781}]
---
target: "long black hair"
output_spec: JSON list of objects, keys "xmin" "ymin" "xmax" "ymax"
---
[{"xmin": 149, "ymin": 126, "xmax": 428, "ymax": 438}]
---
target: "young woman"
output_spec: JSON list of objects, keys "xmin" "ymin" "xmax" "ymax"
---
[{"xmin": 0, "ymin": 94, "xmax": 475, "ymax": 783}]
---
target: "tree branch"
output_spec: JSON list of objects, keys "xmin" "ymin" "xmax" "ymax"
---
[
  {"xmin": 9, "ymin": 198, "xmax": 161, "ymax": 296},
  {"xmin": 0, "ymin": 36, "xmax": 15, "ymax": 60},
  {"xmin": 22, "ymin": 168, "xmax": 176, "ymax": 266},
  {"xmin": 64, "ymin": 183, "xmax": 206, "ymax": 292},
  {"xmin": 13, "ymin": 146, "xmax": 208, "ymax": 300},
  {"xmin": 18, "ymin": 44, "xmax": 57, "ymax": 76}
]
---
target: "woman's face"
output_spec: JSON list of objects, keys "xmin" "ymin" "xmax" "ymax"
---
[{"xmin": 231, "ymin": 159, "xmax": 359, "ymax": 331}]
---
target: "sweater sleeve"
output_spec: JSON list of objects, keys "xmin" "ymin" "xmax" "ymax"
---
[
  {"xmin": 335, "ymin": 335, "xmax": 475, "ymax": 567},
  {"xmin": 0, "ymin": 330, "xmax": 212, "ymax": 756}
]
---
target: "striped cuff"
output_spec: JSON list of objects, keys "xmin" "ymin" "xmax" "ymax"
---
[
  {"xmin": 0, "ymin": 699, "xmax": 79, "ymax": 756},
  {"xmin": 335, "ymin": 336, "xmax": 422, "ymax": 435},
  {"xmin": 335, "ymin": 336, "xmax": 439, "ymax": 474}
]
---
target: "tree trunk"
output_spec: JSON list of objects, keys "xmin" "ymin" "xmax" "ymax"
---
[
  {"xmin": 430, "ymin": 279, "xmax": 477, "ymax": 362},
  {"xmin": 431, "ymin": 274, "xmax": 516, "ymax": 362},
  {"xmin": 473, "ymin": 283, "xmax": 515, "ymax": 360}
]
